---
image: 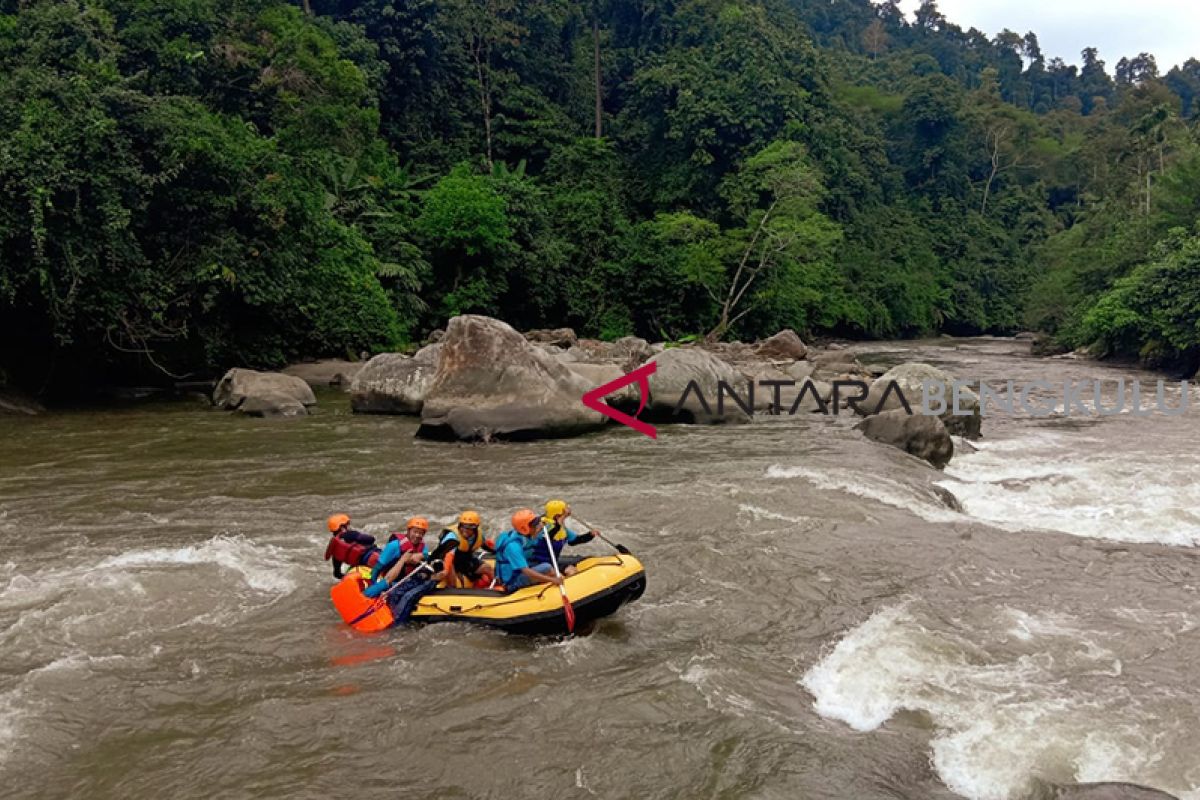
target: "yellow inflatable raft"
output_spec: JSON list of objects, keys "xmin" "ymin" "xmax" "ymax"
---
[{"xmin": 331, "ymin": 553, "xmax": 646, "ymax": 635}]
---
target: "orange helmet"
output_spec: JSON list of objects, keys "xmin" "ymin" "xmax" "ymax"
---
[
  {"xmin": 327, "ymin": 514, "xmax": 350, "ymax": 533},
  {"xmin": 458, "ymin": 510, "xmax": 481, "ymax": 527},
  {"xmin": 512, "ymin": 509, "xmax": 541, "ymax": 536},
  {"xmin": 406, "ymin": 516, "xmax": 429, "ymax": 531}
]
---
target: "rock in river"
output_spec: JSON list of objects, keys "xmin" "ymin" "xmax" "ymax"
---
[
  {"xmin": 854, "ymin": 408, "xmax": 954, "ymax": 468},
  {"xmin": 212, "ymin": 369, "xmax": 316, "ymax": 418},
  {"xmin": 350, "ymin": 344, "xmax": 441, "ymax": 415},
  {"xmin": 417, "ymin": 315, "xmax": 606, "ymax": 441}
]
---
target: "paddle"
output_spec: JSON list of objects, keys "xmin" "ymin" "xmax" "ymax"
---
[
  {"xmin": 541, "ymin": 526, "xmax": 576, "ymax": 634},
  {"xmin": 571, "ymin": 516, "xmax": 631, "ymax": 555}
]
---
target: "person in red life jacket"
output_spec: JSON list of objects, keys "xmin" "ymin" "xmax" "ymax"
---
[
  {"xmin": 428, "ymin": 510, "xmax": 494, "ymax": 588},
  {"xmin": 530, "ymin": 499, "xmax": 598, "ymax": 577},
  {"xmin": 364, "ymin": 517, "xmax": 440, "ymax": 598},
  {"xmin": 323, "ymin": 514, "xmax": 380, "ymax": 579}
]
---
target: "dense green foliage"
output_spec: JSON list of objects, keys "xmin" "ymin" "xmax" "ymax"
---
[{"xmin": 2, "ymin": 0, "xmax": 1198, "ymax": 390}]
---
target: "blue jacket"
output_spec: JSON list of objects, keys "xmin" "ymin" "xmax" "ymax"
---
[
  {"xmin": 493, "ymin": 530, "xmax": 535, "ymax": 587},
  {"xmin": 365, "ymin": 538, "xmax": 427, "ymax": 596}
]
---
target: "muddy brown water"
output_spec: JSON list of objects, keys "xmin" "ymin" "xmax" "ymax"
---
[{"xmin": 1, "ymin": 338, "xmax": 1198, "ymax": 800}]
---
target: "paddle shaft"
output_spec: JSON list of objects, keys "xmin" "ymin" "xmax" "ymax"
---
[
  {"xmin": 570, "ymin": 517, "xmax": 631, "ymax": 555},
  {"xmin": 541, "ymin": 526, "xmax": 576, "ymax": 633}
]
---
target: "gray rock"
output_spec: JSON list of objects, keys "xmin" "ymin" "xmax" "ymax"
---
[
  {"xmin": 417, "ymin": 315, "xmax": 606, "ymax": 441},
  {"xmin": 240, "ymin": 391, "xmax": 309, "ymax": 418},
  {"xmin": 700, "ymin": 340, "xmax": 758, "ymax": 364},
  {"xmin": 0, "ymin": 389, "xmax": 44, "ymax": 415},
  {"xmin": 809, "ymin": 349, "xmax": 867, "ymax": 380},
  {"xmin": 212, "ymin": 369, "xmax": 315, "ymax": 416},
  {"xmin": 784, "ymin": 361, "xmax": 816, "ymax": 382},
  {"xmin": 567, "ymin": 362, "xmax": 638, "ymax": 406},
  {"xmin": 613, "ymin": 336, "xmax": 654, "ymax": 369},
  {"xmin": 855, "ymin": 408, "xmax": 954, "ymax": 468},
  {"xmin": 524, "ymin": 328, "xmax": 578, "ymax": 349},
  {"xmin": 860, "ymin": 362, "xmax": 982, "ymax": 439},
  {"xmin": 350, "ymin": 345, "xmax": 441, "ymax": 415},
  {"xmin": 646, "ymin": 348, "xmax": 751, "ymax": 424},
  {"xmin": 755, "ymin": 329, "xmax": 808, "ymax": 361}
]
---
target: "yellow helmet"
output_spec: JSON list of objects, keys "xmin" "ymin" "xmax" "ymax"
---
[
  {"xmin": 458, "ymin": 510, "xmax": 481, "ymax": 527},
  {"xmin": 544, "ymin": 499, "xmax": 569, "ymax": 520}
]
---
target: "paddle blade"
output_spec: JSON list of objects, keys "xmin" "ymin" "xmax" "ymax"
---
[{"xmin": 560, "ymin": 588, "xmax": 576, "ymax": 633}]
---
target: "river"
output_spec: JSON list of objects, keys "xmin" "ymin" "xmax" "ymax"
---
[{"xmin": 1, "ymin": 337, "xmax": 1197, "ymax": 800}]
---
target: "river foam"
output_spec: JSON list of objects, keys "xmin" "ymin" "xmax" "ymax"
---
[
  {"xmin": 98, "ymin": 535, "xmax": 298, "ymax": 593},
  {"xmin": 802, "ymin": 604, "xmax": 1199, "ymax": 800},
  {"xmin": 938, "ymin": 433, "xmax": 1200, "ymax": 547}
]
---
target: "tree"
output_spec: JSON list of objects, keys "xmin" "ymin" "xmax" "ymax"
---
[
  {"xmin": 706, "ymin": 141, "xmax": 842, "ymax": 340},
  {"xmin": 415, "ymin": 165, "xmax": 512, "ymax": 316},
  {"xmin": 862, "ymin": 19, "xmax": 888, "ymax": 60},
  {"xmin": 440, "ymin": 0, "xmax": 524, "ymax": 169}
]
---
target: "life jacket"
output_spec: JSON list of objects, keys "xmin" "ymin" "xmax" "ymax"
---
[
  {"xmin": 369, "ymin": 534, "xmax": 428, "ymax": 582},
  {"xmin": 442, "ymin": 524, "xmax": 484, "ymax": 572},
  {"xmin": 493, "ymin": 530, "xmax": 532, "ymax": 586},
  {"xmin": 324, "ymin": 532, "xmax": 380, "ymax": 568}
]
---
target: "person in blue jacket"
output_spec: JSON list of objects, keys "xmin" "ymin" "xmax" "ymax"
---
[
  {"xmin": 529, "ymin": 499, "xmax": 598, "ymax": 577},
  {"xmin": 364, "ymin": 517, "xmax": 434, "ymax": 599},
  {"xmin": 494, "ymin": 509, "xmax": 563, "ymax": 592}
]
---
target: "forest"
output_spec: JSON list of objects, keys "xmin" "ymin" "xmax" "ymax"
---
[{"xmin": 2, "ymin": 0, "xmax": 1199, "ymax": 392}]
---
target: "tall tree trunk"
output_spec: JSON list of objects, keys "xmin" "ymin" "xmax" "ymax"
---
[
  {"xmin": 301, "ymin": 0, "xmax": 311, "ymax": 14},
  {"xmin": 471, "ymin": 40, "xmax": 494, "ymax": 169},
  {"xmin": 593, "ymin": 13, "xmax": 603, "ymax": 138}
]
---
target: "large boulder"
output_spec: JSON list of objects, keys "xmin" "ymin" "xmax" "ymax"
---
[
  {"xmin": 282, "ymin": 359, "xmax": 362, "ymax": 389},
  {"xmin": 860, "ymin": 362, "xmax": 981, "ymax": 439},
  {"xmin": 566, "ymin": 362, "xmax": 638, "ymax": 407},
  {"xmin": 212, "ymin": 369, "xmax": 316, "ymax": 417},
  {"xmin": 417, "ymin": 316, "xmax": 606, "ymax": 441},
  {"xmin": 855, "ymin": 409, "xmax": 953, "ymax": 468},
  {"xmin": 0, "ymin": 389, "xmax": 44, "ymax": 415},
  {"xmin": 524, "ymin": 328, "xmax": 578, "ymax": 349},
  {"xmin": 350, "ymin": 345, "xmax": 441, "ymax": 415},
  {"xmin": 755, "ymin": 329, "xmax": 808, "ymax": 361},
  {"xmin": 646, "ymin": 348, "xmax": 751, "ymax": 424}
]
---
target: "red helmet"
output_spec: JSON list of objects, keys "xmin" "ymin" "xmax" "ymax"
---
[
  {"xmin": 327, "ymin": 514, "xmax": 350, "ymax": 533},
  {"xmin": 512, "ymin": 509, "xmax": 540, "ymax": 536}
]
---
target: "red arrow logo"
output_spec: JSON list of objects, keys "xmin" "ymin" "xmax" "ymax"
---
[{"xmin": 581, "ymin": 361, "xmax": 658, "ymax": 439}]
